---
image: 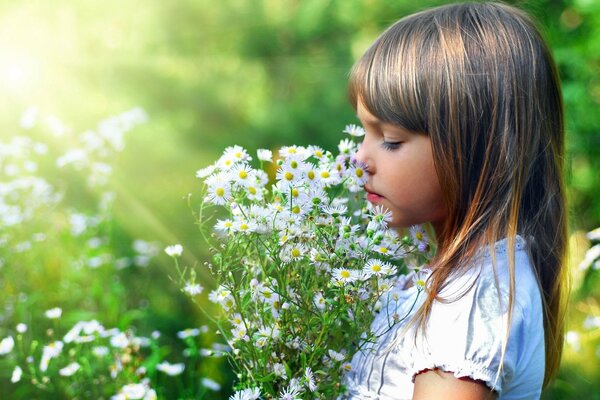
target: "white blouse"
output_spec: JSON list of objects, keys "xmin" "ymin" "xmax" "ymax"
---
[{"xmin": 344, "ymin": 237, "xmax": 545, "ymax": 399}]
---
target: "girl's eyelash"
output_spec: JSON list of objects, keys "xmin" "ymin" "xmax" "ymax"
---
[{"xmin": 381, "ymin": 141, "xmax": 402, "ymax": 151}]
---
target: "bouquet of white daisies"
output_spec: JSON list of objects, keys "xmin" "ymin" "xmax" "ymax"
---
[{"xmin": 176, "ymin": 125, "xmax": 431, "ymax": 399}]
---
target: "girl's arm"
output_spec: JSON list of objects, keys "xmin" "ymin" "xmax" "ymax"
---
[{"xmin": 413, "ymin": 369, "xmax": 497, "ymax": 400}]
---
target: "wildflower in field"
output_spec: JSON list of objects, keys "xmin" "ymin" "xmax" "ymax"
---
[
  {"xmin": 177, "ymin": 328, "xmax": 201, "ymax": 339},
  {"xmin": 202, "ymin": 377, "xmax": 222, "ymax": 391},
  {"xmin": 257, "ymin": 149, "xmax": 273, "ymax": 162},
  {"xmin": 363, "ymin": 259, "xmax": 396, "ymax": 278},
  {"xmin": 184, "ymin": 282, "xmax": 203, "ymax": 295},
  {"xmin": 273, "ymin": 362, "xmax": 288, "ymax": 379},
  {"xmin": 0, "ymin": 336, "xmax": 15, "ymax": 355},
  {"xmin": 156, "ymin": 361, "xmax": 185, "ymax": 376},
  {"xmin": 229, "ymin": 387, "xmax": 261, "ymax": 400},
  {"xmin": 305, "ymin": 367, "xmax": 317, "ymax": 392},
  {"xmin": 205, "ymin": 174, "xmax": 233, "ymax": 205},
  {"xmin": 410, "ymin": 225, "xmax": 429, "ymax": 252},
  {"xmin": 112, "ymin": 383, "xmax": 156, "ymax": 400},
  {"xmin": 164, "ymin": 244, "xmax": 183, "ymax": 257},
  {"xmin": 40, "ymin": 341, "xmax": 64, "ymax": 372},
  {"xmin": 196, "ymin": 165, "xmax": 216, "ymax": 179},
  {"xmin": 313, "ymin": 292, "xmax": 327, "ymax": 311},
  {"xmin": 279, "ymin": 378, "xmax": 303, "ymax": 400},
  {"xmin": 44, "ymin": 307, "xmax": 62, "ymax": 319},
  {"xmin": 11, "ymin": 366, "xmax": 22, "ymax": 383},
  {"xmin": 110, "ymin": 332, "xmax": 130, "ymax": 348},
  {"xmin": 93, "ymin": 346, "xmax": 110, "ymax": 357},
  {"xmin": 331, "ymin": 267, "xmax": 359, "ymax": 286},
  {"xmin": 343, "ymin": 124, "xmax": 365, "ymax": 137},
  {"xmin": 59, "ymin": 362, "xmax": 81, "ymax": 376}
]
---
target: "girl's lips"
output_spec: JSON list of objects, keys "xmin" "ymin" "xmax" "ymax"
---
[{"xmin": 365, "ymin": 185, "xmax": 384, "ymax": 202}]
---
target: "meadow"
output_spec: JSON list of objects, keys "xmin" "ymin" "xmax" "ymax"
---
[{"xmin": 0, "ymin": 0, "xmax": 598, "ymax": 398}]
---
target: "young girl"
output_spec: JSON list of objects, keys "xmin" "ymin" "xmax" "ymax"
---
[{"xmin": 345, "ymin": 2, "xmax": 567, "ymax": 399}]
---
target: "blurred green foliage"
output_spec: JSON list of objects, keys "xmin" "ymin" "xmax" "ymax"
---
[{"xmin": 0, "ymin": 0, "xmax": 598, "ymax": 398}]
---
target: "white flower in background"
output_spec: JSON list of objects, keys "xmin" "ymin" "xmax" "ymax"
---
[
  {"xmin": 229, "ymin": 387, "xmax": 261, "ymax": 400},
  {"xmin": 196, "ymin": 165, "xmax": 216, "ymax": 179},
  {"xmin": 164, "ymin": 244, "xmax": 183, "ymax": 257},
  {"xmin": 184, "ymin": 282, "xmax": 203, "ymax": 296},
  {"xmin": 343, "ymin": 124, "xmax": 365, "ymax": 137},
  {"xmin": 305, "ymin": 367, "xmax": 317, "ymax": 392},
  {"xmin": 313, "ymin": 292, "xmax": 327, "ymax": 311},
  {"xmin": 327, "ymin": 349, "xmax": 346, "ymax": 362},
  {"xmin": 177, "ymin": 328, "xmax": 201, "ymax": 339},
  {"xmin": 566, "ymin": 331, "xmax": 581, "ymax": 352},
  {"xmin": 202, "ymin": 377, "xmax": 221, "ymax": 391},
  {"xmin": 92, "ymin": 346, "xmax": 110, "ymax": 357},
  {"xmin": 257, "ymin": 148, "xmax": 273, "ymax": 162},
  {"xmin": 59, "ymin": 362, "xmax": 81, "ymax": 376},
  {"xmin": 110, "ymin": 332, "xmax": 130, "ymax": 348},
  {"xmin": 279, "ymin": 378, "xmax": 304, "ymax": 400},
  {"xmin": 44, "ymin": 307, "xmax": 62, "ymax": 319},
  {"xmin": 0, "ymin": 336, "xmax": 15, "ymax": 355},
  {"xmin": 16, "ymin": 323, "xmax": 27, "ymax": 333},
  {"xmin": 156, "ymin": 361, "xmax": 185, "ymax": 376},
  {"xmin": 273, "ymin": 362, "xmax": 287, "ymax": 379},
  {"xmin": 112, "ymin": 383, "xmax": 156, "ymax": 400},
  {"xmin": 11, "ymin": 366, "xmax": 22, "ymax": 383},
  {"xmin": 40, "ymin": 341, "xmax": 64, "ymax": 372}
]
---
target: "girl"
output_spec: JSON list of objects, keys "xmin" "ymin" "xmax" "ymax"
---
[{"xmin": 346, "ymin": 2, "xmax": 567, "ymax": 399}]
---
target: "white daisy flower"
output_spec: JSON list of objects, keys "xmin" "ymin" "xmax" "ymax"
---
[
  {"xmin": 11, "ymin": 366, "xmax": 22, "ymax": 383},
  {"xmin": 59, "ymin": 362, "xmax": 81, "ymax": 376},
  {"xmin": 229, "ymin": 387, "xmax": 261, "ymax": 400},
  {"xmin": 410, "ymin": 225, "xmax": 429, "ymax": 252},
  {"xmin": 230, "ymin": 163, "xmax": 254, "ymax": 187},
  {"xmin": 338, "ymin": 138, "xmax": 356, "ymax": 154},
  {"xmin": 202, "ymin": 377, "xmax": 221, "ymax": 391},
  {"xmin": 157, "ymin": 361, "xmax": 185, "ymax": 376},
  {"xmin": 196, "ymin": 165, "xmax": 216, "ymax": 179},
  {"xmin": 313, "ymin": 292, "xmax": 327, "ymax": 311},
  {"xmin": 308, "ymin": 145, "xmax": 327, "ymax": 159},
  {"xmin": 40, "ymin": 341, "xmax": 64, "ymax": 372},
  {"xmin": 305, "ymin": 367, "xmax": 317, "ymax": 392},
  {"xmin": 184, "ymin": 282, "xmax": 203, "ymax": 295},
  {"xmin": 279, "ymin": 145, "xmax": 308, "ymax": 160},
  {"xmin": 0, "ymin": 336, "xmax": 15, "ymax": 355},
  {"xmin": 177, "ymin": 328, "xmax": 201, "ymax": 339},
  {"xmin": 215, "ymin": 219, "xmax": 234, "ymax": 233},
  {"xmin": 16, "ymin": 323, "xmax": 27, "ymax": 333},
  {"xmin": 343, "ymin": 124, "xmax": 365, "ymax": 137},
  {"xmin": 363, "ymin": 259, "xmax": 397, "ymax": 278},
  {"xmin": 273, "ymin": 362, "xmax": 288, "ymax": 379},
  {"xmin": 223, "ymin": 145, "xmax": 251, "ymax": 163},
  {"xmin": 164, "ymin": 244, "xmax": 183, "ymax": 257},
  {"xmin": 44, "ymin": 307, "xmax": 62, "ymax": 319},
  {"xmin": 331, "ymin": 268, "xmax": 359, "ymax": 286},
  {"xmin": 257, "ymin": 148, "xmax": 273, "ymax": 162},
  {"xmin": 205, "ymin": 176, "xmax": 232, "ymax": 205}
]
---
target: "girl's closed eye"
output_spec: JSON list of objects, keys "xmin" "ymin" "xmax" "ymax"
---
[{"xmin": 381, "ymin": 140, "xmax": 403, "ymax": 151}]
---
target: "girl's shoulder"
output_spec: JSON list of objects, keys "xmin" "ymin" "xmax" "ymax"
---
[{"xmin": 413, "ymin": 236, "xmax": 545, "ymax": 396}]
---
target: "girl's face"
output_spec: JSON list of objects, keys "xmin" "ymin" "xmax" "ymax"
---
[{"xmin": 354, "ymin": 101, "xmax": 447, "ymax": 232}]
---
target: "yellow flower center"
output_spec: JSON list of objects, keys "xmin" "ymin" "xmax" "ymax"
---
[
  {"xmin": 320, "ymin": 171, "xmax": 330, "ymax": 179},
  {"xmin": 341, "ymin": 270, "xmax": 351, "ymax": 279},
  {"xmin": 238, "ymin": 170, "xmax": 248, "ymax": 179},
  {"xmin": 240, "ymin": 223, "xmax": 248, "ymax": 231},
  {"xmin": 291, "ymin": 188, "xmax": 299, "ymax": 197},
  {"xmin": 372, "ymin": 264, "xmax": 381, "ymax": 272},
  {"xmin": 315, "ymin": 150, "xmax": 323, "ymax": 157},
  {"xmin": 356, "ymin": 168, "xmax": 363, "ymax": 178},
  {"xmin": 416, "ymin": 232, "xmax": 423, "ymax": 240},
  {"xmin": 292, "ymin": 206, "xmax": 301, "ymax": 214},
  {"xmin": 285, "ymin": 172, "xmax": 294, "ymax": 181},
  {"xmin": 291, "ymin": 248, "xmax": 301, "ymax": 257},
  {"xmin": 378, "ymin": 247, "xmax": 388, "ymax": 254},
  {"xmin": 216, "ymin": 187, "xmax": 225, "ymax": 197},
  {"xmin": 291, "ymin": 161, "xmax": 298, "ymax": 169},
  {"xmin": 248, "ymin": 187, "xmax": 257, "ymax": 195}
]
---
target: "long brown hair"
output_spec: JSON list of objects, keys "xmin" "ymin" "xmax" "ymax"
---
[{"xmin": 349, "ymin": 2, "xmax": 568, "ymax": 387}]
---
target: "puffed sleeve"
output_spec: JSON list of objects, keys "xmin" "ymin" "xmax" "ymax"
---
[{"xmin": 408, "ymin": 251, "xmax": 545, "ymax": 396}]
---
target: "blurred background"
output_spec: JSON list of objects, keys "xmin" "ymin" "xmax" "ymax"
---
[{"xmin": 0, "ymin": 0, "xmax": 598, "ymax": 398}]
